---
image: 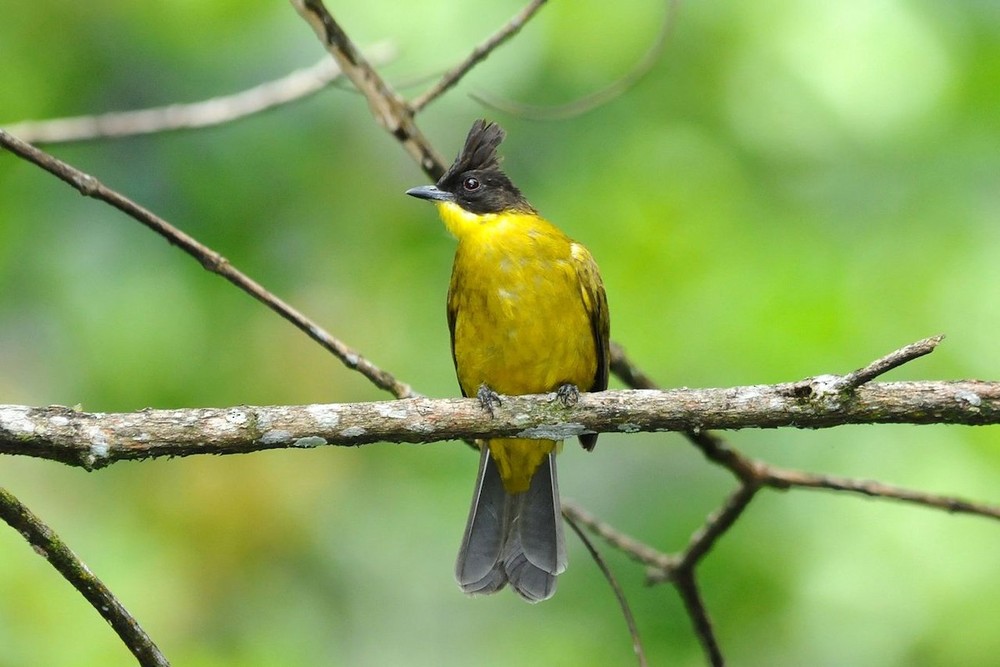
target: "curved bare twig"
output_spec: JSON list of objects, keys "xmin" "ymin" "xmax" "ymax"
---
[
  {"xmin": 471, "ymin": 0, "xmax": 680, "ymax": 120},
  {"xmin": 565, "ymin": 512, "xmax": 648, "ymax": 667}
]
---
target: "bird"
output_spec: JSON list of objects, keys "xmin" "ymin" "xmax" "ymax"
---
[{"xmin": 406, "ymin": 119, "xmax": 609, "ymax": 602}]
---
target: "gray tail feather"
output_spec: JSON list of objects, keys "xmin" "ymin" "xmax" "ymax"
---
[{"xmin": 455, "ymin": 446, "xmax": 567, "ymax": 602}]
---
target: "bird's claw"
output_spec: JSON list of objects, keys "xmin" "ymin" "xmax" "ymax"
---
[
  {"xmin": 477, "ymin": 384, "xmax": 502, "ymax": 417},
  {"xmin": 555, "ymin": 383, "xmax": 581, "ymax": 407}
]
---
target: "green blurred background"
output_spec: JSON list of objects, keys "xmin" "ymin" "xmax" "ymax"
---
[{"xmin": 2, "ymin": 1, "xmax": 999, "ymax": 665}]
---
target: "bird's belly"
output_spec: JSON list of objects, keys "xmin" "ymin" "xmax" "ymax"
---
[{"xmin": 451, "ymin": 269, "xmax": 596, "ymax": 397}]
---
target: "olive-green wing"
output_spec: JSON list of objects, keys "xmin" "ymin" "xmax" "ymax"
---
[
  {"xmin": 446, "ymin": 279, "xmax": 468, "ymax": 398},
  {"xmin": 570, "ymin": 242, "xmax": 610, "ymax": 451}
]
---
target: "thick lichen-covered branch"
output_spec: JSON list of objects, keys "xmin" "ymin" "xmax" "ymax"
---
[{"xmin": 2, "ymin": 379, "xmax": 997, "ymax": 470}]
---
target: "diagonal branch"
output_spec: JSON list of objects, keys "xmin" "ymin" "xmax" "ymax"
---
[
  {"xmin": 0, "ymin": 487, "xmax": 169, "ymax": 667},
  {"xmin": 290, "ymin": 0, "xmax": 445, "ymax": 178},
  {"xmin": 563, "ymin": 503, "xmax": 726, "ymax": 666},
  {"xmin": 0, "ymin": 1, "xmax": 662, "ymax": 412},
  {"xmin": 0, "ymin": 129, "xmax": 414, "ymax": 400},
  {"xmin": 573, "ymin": 334, "xmax": 986, "ymax": 666},
  {"xmin": 610, "ymin": 342, "xmax": 661, "ymax": 391},
  {"xmin": 673, "ymin": 571, "xmax": 724, "ymax": 667},
  {"xmin": 658, "ymin": 484, "xmax": 759, "ymax": 582}
]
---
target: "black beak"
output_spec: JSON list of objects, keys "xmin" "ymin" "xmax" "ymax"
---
[{"xmin": 405, "ymin": 185, "xmax": 454, "ymax": 202}]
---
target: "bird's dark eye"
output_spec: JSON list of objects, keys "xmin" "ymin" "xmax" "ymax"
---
[{"xmin": 463, "ymin": 177, "xmax": 481, "ymax": 191}]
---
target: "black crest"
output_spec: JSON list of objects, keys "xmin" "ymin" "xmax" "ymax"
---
[
  {"xmin": 439, "ymin": 119, "xmax": 505, "ymax": 184},
  {"xmin": 437, "ymin": 119, "xmax": 534, "ymax": 215}
]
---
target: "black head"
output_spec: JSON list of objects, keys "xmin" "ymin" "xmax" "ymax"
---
[{"xmin": 406, "ymin": 119, "xmax": 535, "ymax": 215}]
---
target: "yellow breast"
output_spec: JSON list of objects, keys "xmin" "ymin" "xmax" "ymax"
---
[{"xmin": 441, "ymin": 202, "xmax": 597, "ymax": 399}]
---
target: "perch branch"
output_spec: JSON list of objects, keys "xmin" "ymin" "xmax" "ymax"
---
[{"xmin": 2, "ymin": 379, "xmax": 998, "ymax": 469}]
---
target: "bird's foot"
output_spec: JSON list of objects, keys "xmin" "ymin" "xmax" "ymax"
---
[
  {"xmin": 555, "ymin": 383, "xmax": 581, "ymax": 408},
  {"xmin": 477, "ymin": 384, "xmax": 502, "ymax": 417}
]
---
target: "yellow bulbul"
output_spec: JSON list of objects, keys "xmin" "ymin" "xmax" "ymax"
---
[{"xmin": 407, "ymin": 119, "xmax": 610, "ymax": 602}]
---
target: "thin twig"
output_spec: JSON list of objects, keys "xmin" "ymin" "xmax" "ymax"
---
[
  {"xmin": 569, "ymin": 457, "xmax": 1000, "ymax": 584},
  {"xmin": 563, "ymin": 502, "xmax": 672, "ymax": 571},
  {"xmin": 0, "ymin": 129, "xmax": 415, "ymax": 400},
  {"xmin": 472, "ymin": 0, "xmax": 679, "ymax": 120},
  {"xmin": 565, "ymin": 511, "xmax": 648, "ymax": 667},
  {"xmin": 838, "ymin": 334, "xmax": 944, "ymax": 390},
  {"xmin": 684, "ymin": 429, "xmax": 760, "ymax": 484},
  {"xmin": 5, "ymin": 4, "xmax": 662, "ymax": 408},
  {"xmin": 766, "ymin": 467, "xmax": 1000, "ymax": 520},
  {"xmin": 650, "ymin": 484, "xmax": 759, "ymax": 583},
  {"xmin": 674, "ymin": 571, "xmax": 724, "ymax": 667},
  {"xmin": 567, "ymin": 498, "xmax": 727, "ymax": 666},
  {"xmin": 0, "ymin": 487, "xmax": 169, "ymax": 667},
  {"xmin": 410, "ymin": 0, "xmax": 549, "ymax": 112},
  {"xmin": 2, "ymin": 48, "xmax": 393, "ymax": 144}
]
